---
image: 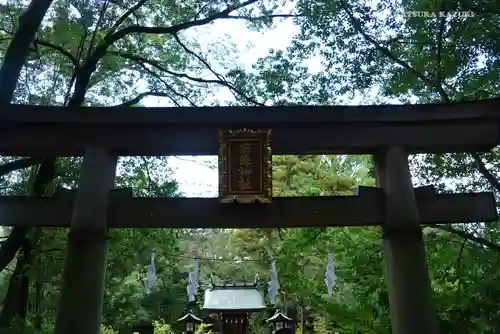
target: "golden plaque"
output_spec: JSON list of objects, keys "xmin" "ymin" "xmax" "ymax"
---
[{"xmin": 218, "ymin": 128, "xmax": 272, "ymax": 204}]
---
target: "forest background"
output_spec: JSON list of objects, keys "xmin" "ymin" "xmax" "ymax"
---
[{"xmin": 0, "ymin": 0, "xmax": 499, "ymax": 333}]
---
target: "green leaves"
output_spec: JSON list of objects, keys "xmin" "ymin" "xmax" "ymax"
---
[{"xmin": 272, "ymin": 155, "xmax": 371, "ymax": 196}]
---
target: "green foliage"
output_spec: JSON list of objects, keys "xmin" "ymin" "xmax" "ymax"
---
[
  {"xmin": 228, "ymin": 0, "xmax": 500, "ymax": 332},
  {"xmin": 152, "ymin": 321, "xmax": 175, "ymax": 334},
  {"xmin": 195, "ymin": 323, "xmax": 214, "ymax": 334},
  {"xmin": 0, "ymin": 0, "xmax": 286, "ymax": 329},
  {"xmin": 0, "ymin": 157, "xmax": 185, "ymax": 331},
  {"xmin": 101, "ymin": 324, "xmax": 118, "ymax": 334},
  {"xmin": 273, "ymin": 155, "xmax": 374, "ymax": 196},
  {"xmin": 1, "ymin": 0, "xmax": 282, "ymax": 107},
  {"xmin": 1, "ymin": 0, "xmax": 500, "ymax": 333}
]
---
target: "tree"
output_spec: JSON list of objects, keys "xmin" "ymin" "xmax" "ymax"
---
[
  {"xmin": 0, "ymin": 3, "xmax": 57, "ymax": 328},
  {"xmin": 230, "ymin": 0, "xmax": 500, "ymax": 332},
  {"xmin": 0, "ymin": 156, "xmax": 185, "ymax": 332},
  {"xmin": 2, "ymin": 0, "xmax": 500, "ymax": 332},
  {"xmin": 0, "ymin": 0, "xmax": 294, "ymax": 330},
  {"xmin": 225, "ymin": 155, "xmax": 380, "ymax": 332},
  {"xmin": 0, "ymin": 0, "xmax": 54, "ymax": 103}
]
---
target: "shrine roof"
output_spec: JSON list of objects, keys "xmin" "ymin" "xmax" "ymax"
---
[
  {"xmin": 267, "ymin": 312, "xmax": 293, "ymax": 322},
  {"xmin": 177, "ymin": 313, "xmax": 203, "ymax": 323},
  {"xmin": 202, "ymin": 283, "xmax": 266, "ymax": 311}
]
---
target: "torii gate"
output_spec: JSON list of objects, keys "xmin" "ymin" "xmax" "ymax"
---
[{"xmin": 0, "ymin": 98, "xmax": 500, "ymax": 334}]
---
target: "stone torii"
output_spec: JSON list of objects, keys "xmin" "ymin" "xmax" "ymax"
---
[{"xmin": 0, "ymin": 98, "xmax": 500, "ymax": 334}]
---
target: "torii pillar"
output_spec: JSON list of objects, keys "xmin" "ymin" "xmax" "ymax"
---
[
  {"xmin": 54, "ymin": 148, "xmax": 117, "ymax": 334},
  {"xmin": 375, "ymin": 146, "xmax": 439, "ymax": 334}
]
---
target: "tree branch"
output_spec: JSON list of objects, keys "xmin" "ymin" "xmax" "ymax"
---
[
  {"xmin": 435, "ymin": 16, "xmax": 446, "ymax": 94},
  {"xmin": 342, "ymin": 5, "xmax": 500, "ymax": 197},
  {"xmin": 341, "ymin": 4, "xmax": 450, "ymax": 102},
  {"xmin": 276, "ymin": 228, "xmax": 284, "ymax": 241},
  {"xmin": 34, "ymin": 40, "xmax": 78, "ymax": 68},
  {"xmin": 171, "ymin": 33, "xmax": 264, "ymax": 106},
  {"xmin": 455, "ymin": 237, "xmax": 466, "ymax": 301},
  {"xmin": 69, "ymin": 0, "xmax": 260, "ymax": 106},
  {"xmin": 0, "ymin": 227, "xmax": 28, "ymax": 274},
  {"xmin": 135, "ymin": 62, "xmax": 196, "ymax": 106},
  {"xmin": 194, "ymin": 0, "xmax": 216, "ymax": 20},
  {"xmin": 111, "ymin": 51, "xmax": 253, "ymax": 100},
  {"xmin": 108, "ymin": 0, "xmax": 148, "ymax": 34},
  {"xmin": 226, "ymin": 14, "xmax": 300, "ymax": 20},
  {"xmin": 0, "ymin": 0, "xmax": 55, "ymax": 103},
  {"xmin": 85, "ymin": 0, "xmax": 109, "ymax": 61},
  {"xmin": 172, "ymin": 156, "xmax": 216, "ymax": 169},
  {"xmin": 141, "ymin": 156, "xmax": 153, "ymax": 193},
  {"xmin": 341, "ymin": 5, "xmax": 500, "ymax": 252},
  {"xmin": 128, "ymin": 58, "xmax": 190, "ymax": 87},
  {"xmin": 470, "ymin": 152, "xmax": 500, "ymax": 192},
  {"xmin": 107, "ymin": 0, "xmax": 259, "ymax": 40},
  {"xmin": 436, "ymin": 225, "xmax": 500, "ymax": 253},
  {"xmin": 0, "ymin": 157, "xmax": 43, "ymax": 178},
  {"xmin": 112, "ymin": 91, "xmax": 175, "ymax": 107},
  {"xmin": 0, "ymin": 158, "xmax": 57, "ymax": 275}
]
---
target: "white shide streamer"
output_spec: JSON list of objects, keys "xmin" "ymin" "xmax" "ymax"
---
[
  {"xmin": 324, "ymin": 250, "xmax": 337, "ymax": 296},
  {"xmin": 187, "ymin": 259, "xmax": 200, "ymax": 302},
  {"xmin": 187, "ymin": 272, "xmax": 197, "ymax": 302},
  {"xmin": 268, "ymin": 259, "xmax": 280, "ymax": 305},
  {"xmin": 192, "ymin": 259, "xmax": 200, "ymax": 293},
  {"xmin": 145, "ymin": 249, "xmax": 156, "ymax": 295}
]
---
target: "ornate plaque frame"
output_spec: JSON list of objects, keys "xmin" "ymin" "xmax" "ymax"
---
[{"xmin": 218, "ymin": 128, "xmax": 272, "ymax": 204}]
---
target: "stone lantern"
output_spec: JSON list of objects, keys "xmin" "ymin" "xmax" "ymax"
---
[
  {"xmin": 266, "ymin": 310, "xmax": 293, "ymax": 333},
  {"xmin": 132, "ymin": 309, "xmax": 154, "ymax": 334},
  {"xmin": 132, "ymin": 320, "xmax": 154, "ymax": 334},
  {"xmin": 304, "ymin": 316, "xmax": 314, "ymax": 333},
  {"xmin": 177, "ymin": 311, "xmax": 203, "ymax": 334}
]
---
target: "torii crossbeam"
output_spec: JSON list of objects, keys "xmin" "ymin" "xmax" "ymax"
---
[
  {"xmin": 0, "ymin": 186, "xmax": 496, "ymax": 228},
  {"xmin": 1, "ymin": 97, "xmax": 500, "ymax": 334},
  {"xmin": 0, "ymin": 98, "xmax": 499, "ymax": 156}
]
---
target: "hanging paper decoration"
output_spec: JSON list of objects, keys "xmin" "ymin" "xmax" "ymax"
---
[
  {"xmin": 192, "ymin": 259, "xmax": 199, "ymax": 294},
  {"xmin": 187, "ymin": 272, "xmax": 197, "ymax": 302},
  {"xmin": 187, "ymin": 259, "xmax": 200, "ymax": 302},
  {"xmin": 324, "ymin": 250, "xmax": 337, "ymax": 296},
  {"xmin": 268, "ymin": 258, "xmax": 280, "ymax": 305},
  {"xmin": 145, "ymin": 249, "xmax": 156, "ymax": 295}
]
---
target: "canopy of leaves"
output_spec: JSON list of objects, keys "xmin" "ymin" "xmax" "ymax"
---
[{"xmin": 1, "ymin": 0, "xmax": 500, "ymax": 333}]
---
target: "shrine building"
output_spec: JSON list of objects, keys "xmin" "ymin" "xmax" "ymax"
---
[{"xmin": 202, "ymin": 283, "xmax": 266, "ymax": 334}]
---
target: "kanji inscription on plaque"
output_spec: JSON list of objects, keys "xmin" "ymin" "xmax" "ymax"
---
[{"xmin": 218, "ymin": 128, "xmax": 272, "ymax": 203}]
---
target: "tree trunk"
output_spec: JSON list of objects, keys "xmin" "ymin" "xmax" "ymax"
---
[
  {"xmin": 0, "ymin": 234, "xmax": 32, "ymax": 331},
  {"xmin": 0, "ymin": 227, "xmax": 29, "ymax": 273},
  {"xmin": 19, "ymin": 228, "xmax": 42, "ymax": 323},
  {"xmin": 33, "ymin": 228, "xmax": 44, "ymax": 329},
  {"xmin": 34, "ymin": 277, "xmax": 43, "ymax": 329},
  {"xmin": 0, "ymin": 0, "xmax": 56, "ymax": 297},
  {"xmin": 0, "ymin": 159, "xmax": 57, "ymax": 328},
  {"xmin": 0, "ymin": 0, "xmax": 54, "ymax": 103},
  {"xmin": 0, "ymin": 252, "xmax": 25, "ymax": 331}
]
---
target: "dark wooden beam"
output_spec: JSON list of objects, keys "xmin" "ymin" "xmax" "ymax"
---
[
  {"xmin": 0, "ymin": 122, "xmax": 497, "ymax": 156},
  {"xmin": 2, "ymin": 98, "xmax": 500, "ymax": 123},
  {"xmin": 1, "ymin": 98, "xmax": 499, "ymax": 156},
  {"xmin": 0, "ymin": 189, "xmax": 496, "ymax": 228}
]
